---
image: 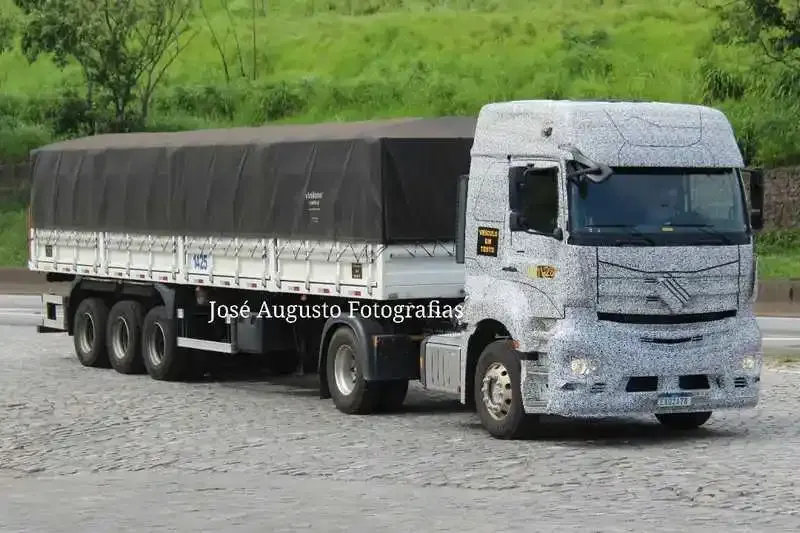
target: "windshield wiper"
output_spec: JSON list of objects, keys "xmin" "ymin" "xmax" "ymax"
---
[
  {"xmin": 583, "ymin": 224, "xmax": 656, "ymax": 245},
  {"xmin": 664, "ymin": 224, "xmax": 734, "ymax": 245}
]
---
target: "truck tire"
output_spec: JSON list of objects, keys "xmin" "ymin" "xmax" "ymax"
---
[
  {"xmin": 73, "ymin": 297, "xmax": 110, "ymax": 368},
  {"xmin": 474, "ymin": 340, "xmax": 537, "ymax": 439},
  {"xmin": 376, "ymin": 380, "xmax": 409, "ymax": 412},
  {"xmin": 655, "ymin": 411, "xmax": 712, "ymax": 429},
  {"xmin": 326, "ymin": 326, "xmax": 378, "ymax": 414},
  {"xmin": 142, "ymin": 305, "xmax": 190, "ymax": 381},
  {"xmin": 106, "ymin": 300, "xmax": 146, "ymax": 375}
]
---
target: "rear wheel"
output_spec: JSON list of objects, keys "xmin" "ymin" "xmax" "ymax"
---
[
  {"xmin": 474, "ymin": 340, "xmax": 537, "ymax": 439},
  {"xmin": 142, "ymin": 305, "xmax": 191, "ymax": 381},
  {"xmin": 655, "ymin": 411, "xmax": 712, "ymax": 429},
  {"xmin": 326, "ymin": 327, "xmax": 378, "ymax": 414},
  {"xmin": 73, "ymin": 297, "xmax": 110, "ymax": 368},
  {"xmin": 106, "ymin": 300, "xmax": 146, "ymax": 375}
]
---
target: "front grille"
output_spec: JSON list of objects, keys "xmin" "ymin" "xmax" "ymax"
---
[
  {"xmin": 734, "ymin": 377, "xmax": 748, "ymax": 388},
  {"xmin": 679, "ymin": 374, "xmax": 710, "ymax": 390},
  {"xmin": 626, "ymin": 376, "xmax": 658, "ymax": 392},
  {"xmin": 597, "ymin": 310, "xmax": 736, "ymax": 325},
  {"xmin": 589, "ymin": 382, "xmax": 606, "ymax": 393},
  {"xmin": 640, "ymin": 335, "xmax": 703, "ymax": 344}
]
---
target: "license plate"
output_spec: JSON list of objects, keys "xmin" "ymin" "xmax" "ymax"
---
[
  {"xmin": 189, "ymin": 252, "xmax": 211, "ymax": 272},
  {"xmin": 656, "ymin": 394, "xmax": 692, "ymax": 408}
]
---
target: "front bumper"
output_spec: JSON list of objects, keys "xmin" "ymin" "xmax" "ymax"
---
[
  {"xmin": 521, "ymin": 308, "xmax": 762, "ymax": 416},
  {"xmin": 532, "ymin": 373, "xmax": 759, "ymax": 417}
]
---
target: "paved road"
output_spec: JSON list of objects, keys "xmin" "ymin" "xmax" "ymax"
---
[{"xmin": 2, "ymin": 295, "xmax": 800, "ymax": 532}]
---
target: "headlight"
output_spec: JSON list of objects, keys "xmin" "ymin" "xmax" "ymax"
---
[
  {"xmin": 741, "ymin": 354, "xmax": 758, "ymax": 370},
  {"xmin": 570, "ymin": 358, "xmax": 598, "ymax": 376}
]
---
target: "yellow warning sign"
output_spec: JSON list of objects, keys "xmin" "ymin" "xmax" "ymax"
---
[{"xmin": 528, "ymin": 265, "xmax": 557, "ymax": 279}]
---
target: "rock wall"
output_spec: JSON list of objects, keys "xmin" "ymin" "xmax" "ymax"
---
[{"xmin": 760, "ymin": 166, "xmax": 800, "ymax": 229}]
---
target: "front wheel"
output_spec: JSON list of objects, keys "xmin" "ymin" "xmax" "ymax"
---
[
  {"xmin": 655, "ymin": 411, "xmax": 712, "ymax": 429},
  {"xmin": 474, "ymin": 340, "xmax": 537, "ymax": 439}
]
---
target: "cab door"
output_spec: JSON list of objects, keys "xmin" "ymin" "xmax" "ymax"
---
[{"xmin": 501, "ymin": 160, "xmax": 565, "ymax": 319}]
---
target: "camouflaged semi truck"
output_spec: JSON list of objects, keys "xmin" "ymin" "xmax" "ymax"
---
[{"xmin": 29, "ymin": 100, "xmax": 765, "ymax": 439}]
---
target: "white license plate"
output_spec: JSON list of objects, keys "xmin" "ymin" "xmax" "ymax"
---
[
  {"xmin": 188, "ymin": 252, "xmax": 212, "ymax": 273},
  {"xmin": 656, "ymin": 395, "xmax": 692, "ymax": 408}
]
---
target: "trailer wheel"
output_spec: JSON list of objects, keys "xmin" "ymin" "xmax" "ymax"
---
[
  {"xmin": 142, "ymin": 305, "xmax": 189, "ymax": 381},
  {"xmin": 106, "ymin": 300, "xmax": 146, "ymax": 375},
  {"xmin": 655, "ymin": 411, "xmax": 712, "ymax": 429},
  {"xmin": 73, "ymin": 297, "xmax": 110, "ymax": 368},
  {"xmin": 376, "ymin": 380, "xmax": 409, "ymax": 412},
  {"xmin": 474, "ymin": 340, "xmax": 537, "ymax": 439},
  {"xmin": 326, "ymin": 326, "xmax": 378, "ymax": 414}
]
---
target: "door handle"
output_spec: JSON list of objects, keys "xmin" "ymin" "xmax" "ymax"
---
[{"xmin": 502, "ymin": 266, "xmax": 518, "ymax": 272}]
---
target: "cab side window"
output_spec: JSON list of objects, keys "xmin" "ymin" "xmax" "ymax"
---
[{"xmin": 511, "ymin": 167, "xmax": 559, "ymax": 233}]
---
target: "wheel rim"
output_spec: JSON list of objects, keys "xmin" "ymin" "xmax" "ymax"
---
[
  {"xmin": 111, "ymin": 316, "xmax": 130, "ymax": 359},
  {"xmin": 78, "ymin": 312, "xmax": 95, "ymax": 354},
  {"xmin": 333, "ymin": 345, "xmax": 357, "ymax": 396},
  {"xmin": 481, "ymin": 362, "xmax": 513, "ymax": 421},
  {"xmin": 148, "ymin": 322, "xmax": 166, "ymax": 366}
]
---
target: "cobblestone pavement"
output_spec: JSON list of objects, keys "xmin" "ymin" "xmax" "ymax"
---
[{"xmin": 1, "ymin": 324, "xmax": 799, "ymax": 532}]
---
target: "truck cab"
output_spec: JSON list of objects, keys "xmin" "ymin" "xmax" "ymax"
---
[{"xmin": 420, "ymin": 100, "xmax": 765, "ymax": 439}]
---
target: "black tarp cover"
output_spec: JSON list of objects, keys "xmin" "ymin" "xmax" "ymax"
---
[{"xmin": 29, "ymin": 117, "xmax": 476, "ymax": 244}]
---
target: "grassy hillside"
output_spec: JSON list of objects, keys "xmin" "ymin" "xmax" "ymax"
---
[
  {"xmin": 1, "ymin": 0, "xmax": 799, "ymax": 164},
  {"xmin": 0, "ymin": 0, "xmax": 799, "ymax": 273}
]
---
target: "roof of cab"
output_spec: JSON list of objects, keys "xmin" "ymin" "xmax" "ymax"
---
[{"xmin": 471, "ymin": 99, "xmax": 744, "ymax": 168}]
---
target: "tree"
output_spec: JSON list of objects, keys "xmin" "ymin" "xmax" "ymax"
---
[
  {"xmin": 12, "ymin": 0, "xmax": 197, "ymax": 132},
  {"xmin": 709, "ymin": 0, "xmax": 800, "ymax": 72},
  {"xmin": 0, "ymin": 15, "xmax": 15, "ymax": 53},
  {"xmin": 198, "ymin": 0, "xmax": 263, "ymax": 84},
  {"xmin": 199, "ymin": 0, "xmax": 246, "ymax": 84}
]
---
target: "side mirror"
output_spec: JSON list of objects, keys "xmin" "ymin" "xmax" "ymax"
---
[
  {"xmin": 508, "ymin": 166, "xmax": 529, "ymax": 212},
  {"xmin": 561, "ymin": 145, "xmax": 612, "ymax": 184},
  {"xmin": 566, "ymin": 164, "xmax": 612, "ymax": 183},
  {"xmin": 509, "ymin": 211, "xmax": 528, "ymax": 231},
  {"xmin": 745, "ymin": 168, "xmax": 764, "ymax": 231},
  {"xmin": 455, "ymin": 173, "xmax": 469, "ymax": 264}
]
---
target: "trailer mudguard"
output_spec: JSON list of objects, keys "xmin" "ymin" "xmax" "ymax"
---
[{"xmin": 317, "ymin": 313, "xmax": 418, "ymax": 398}]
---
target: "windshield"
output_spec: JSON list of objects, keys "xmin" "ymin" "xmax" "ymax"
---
[{"xmin": 568, "ymin": 167, "xmax": 750, "ymax": 246}]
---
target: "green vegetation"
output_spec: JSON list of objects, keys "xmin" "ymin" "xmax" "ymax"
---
[
  {"xmin": 754, "ymin": 230, "xmax": 800, "ymax": 279},
  {"xmin": 1, "ymin": 0, "xmax": 799, "ymax": 165},
  {"xmin": 758, "ymin": 252, "xmax": 800, "ymax": 279},
  {"xmin": 0, "ymin": 0, "xmax": 798, "ymax": 271},
  {"xmin": 0, "ymin": 208, "xmax": 25, "ymax": 267}
]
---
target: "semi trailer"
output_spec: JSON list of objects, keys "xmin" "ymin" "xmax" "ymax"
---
[{"xmin": 28, "ymin": 100, "xmax": 765, "ymax": 439}]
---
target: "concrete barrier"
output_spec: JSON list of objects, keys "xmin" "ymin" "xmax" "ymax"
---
[
  {"xmin": 758, "ymin": 279, "xmax": 800, "ymax": 304},
  {"xmin": 0, "ymin": 268, "xmax": 46, "ymax": 285}
]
